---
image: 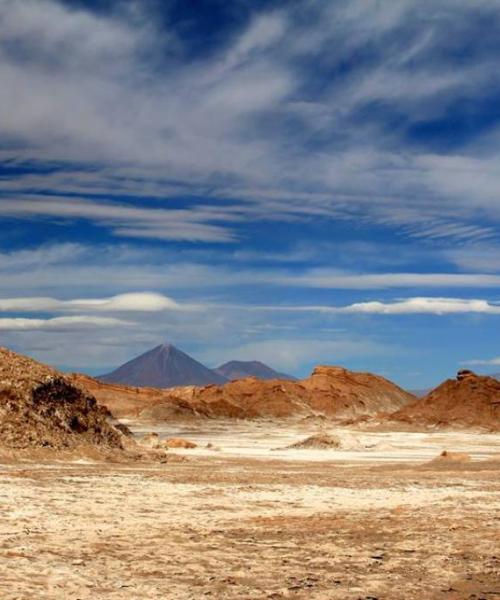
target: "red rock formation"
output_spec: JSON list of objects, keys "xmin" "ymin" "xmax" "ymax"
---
[
  {"xmin": 74, "ymin": 365, "xmax": 414, "ymax": 421},
  {"xmin": 391, "ymin": 370, "xmax": 500, "ymax": 431},
  {"xmin": 71, "ymin": 373, "xmax": 182, "ymax": 418},
  {"xmin": 301, "ymin": 366, "xmax": 413, "ymax": 417}
]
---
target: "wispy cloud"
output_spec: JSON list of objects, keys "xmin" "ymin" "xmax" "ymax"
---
[
  {"xmin": 1, "ymin": 0, "xmax": 499, "ymax": 242},
  {"xmin": 274, "ymin": 271, "xmax": 500, "ymax": 289},
  {"xmin": 444, "ymin": 244, "xmax": 500, "ymax": 273},
  {"xmin": 0, "ymin": 197, "xmax": 238, "ymax": 243},
  {"xmin": 462, "ymin": 356, "xmax": 500, "ymax": 367},
  {"xmin": 1, "ymin": 244, "xmax": 500, "ymax": 298},
  {"xmin": 0, "ymin": 315, "xmax": 131, "ymax": 331}
]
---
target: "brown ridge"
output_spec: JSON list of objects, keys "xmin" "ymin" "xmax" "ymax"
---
[{"xmin": 72, "ymin": 364, "xmax": 415, "ymax": 420}]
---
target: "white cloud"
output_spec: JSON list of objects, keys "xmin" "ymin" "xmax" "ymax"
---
[
  {"xmin": 462, "ymin": 356, "xmax": 500, "ymax": 366},
  {"xmin": 338, "ymin": 297, "xmax": 500, "ymax": 315},
  {"xmin": 0, "ymin": 315, "xmax": 131, "ymax": 331},
  {"xmin": 215, "ymin": 296, "xmax": 500, "ymax": 316},
  {"xmin": 70, "ymin": 292, "xmax": 183, "ymax": 312},
  {"xmin": 0, "ymin": 292, "xmax": 185, "ymax": 312}
]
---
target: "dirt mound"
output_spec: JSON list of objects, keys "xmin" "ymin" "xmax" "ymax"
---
[
  {"xmin": 0, "ymin": 348, "xmax": 126, "ymax": 450},
  {"xmin": 74, "ymin": 365, "xmax": 415, "ymax": 421},
  {"xmin": 287, "ymin": 434, "xmax": 343, "ymax": 449},
  {"xmin": 391, "ymin": 370, "xmax": 500, "ymax": 431},
  {"xmin": 284, "ymin": 432, "xmax": 363, "ymax": 450},
  {"xmin": 431, "ymin": 450, "xmax": 472, "ymax": 463}
]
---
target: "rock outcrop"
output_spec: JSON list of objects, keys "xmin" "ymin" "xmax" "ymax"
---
[
  {"xmin": 301, "ymin": 366, "xmax": 413, "ymax": 417},
  {"xmin": 456, "ymin": 369, "xmax": 476, "ymax": 381},
  {"xmin": 0, "ymin": 347, "xmax": 126, "ymax": 449},
  {"xmin": 391, "ymin": 370, "xmax": 500, "ymax": 431}
]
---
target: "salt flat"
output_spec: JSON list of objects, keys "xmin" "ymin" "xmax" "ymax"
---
[
  {"xmin": 129, "ymin": 419, "xmax": 500, "ymax": 462},
  {"xmin": 1, "ymin": 421, "xmax": 499, "ymax": 599}
]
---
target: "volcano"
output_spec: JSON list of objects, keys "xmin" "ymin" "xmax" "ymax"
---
[{"xmin": 99, "ymin": 344, "xmax": 228, "ymax": 388}]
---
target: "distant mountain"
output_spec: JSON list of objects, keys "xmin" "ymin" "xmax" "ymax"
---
[
  {"xmin": 215, "ymin": 360, "xmax": 296, "ymax": 381},
  {"xmin": 99, "ymin": 344, "xmax": 228, "ymax": 388},
  {"xmin": 408, "ymin": 388, "xmax": 431, "ymax": 398}
]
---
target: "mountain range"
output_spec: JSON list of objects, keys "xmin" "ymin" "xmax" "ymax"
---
[{"xmin": 99, "ymin": 344, "xmax": 294, "ymax": 388}]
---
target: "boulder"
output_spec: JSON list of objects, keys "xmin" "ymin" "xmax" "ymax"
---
[
  {"xmin": 139, "ymin": 432, "xmax": 160, "ymax": 449},
  {"xmin": 456, "ymin": 369, "xmax": 477, "ymax": 381},
  {"xmin": 431, "ymin": 450, "xmax": 471, "ymax": 463},
  {"xmin": 162, "ymin": 438, "xmax": 197, "ymax": 449}
]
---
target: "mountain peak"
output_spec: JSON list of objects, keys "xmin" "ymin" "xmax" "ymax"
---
[
  {"xmin": 155, "ymin": 343, "xmax": 176, "ymax": 352},
  {"xmin": 100, "ymin": 344, "xmax": 227, "ymax": 388},
  {"xmin": 215, "ymin": 360, "xmax": 296, "ymax": 381}
]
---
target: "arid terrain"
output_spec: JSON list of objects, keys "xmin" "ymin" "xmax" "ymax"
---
[
  {"xmin": 1, "ymin": 422, "xmax": 499, "ymax": 600},
  {"xmin": 1, "ymin": 349, "xmax": 499, "ymax": 599}
]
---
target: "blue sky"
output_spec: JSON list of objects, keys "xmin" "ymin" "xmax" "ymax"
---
[{"xmin": 0, "ymin": 0, "xmax": 499, "ymax": 387}]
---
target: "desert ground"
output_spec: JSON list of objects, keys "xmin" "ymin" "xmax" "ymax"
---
[{"xmin": 0, "ymin": 421, "xmax": 499, "ymax": 600}]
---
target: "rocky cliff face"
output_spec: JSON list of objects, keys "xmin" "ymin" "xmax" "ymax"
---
[
  {"xmin": 75, "ymin": 365, "xmax": 415, "ymax": 421},
  {"xmin": 0, "ymin": 348, "xmax": 125, "ymax": 449},
  {"xmin": 391, "ymin": 370, "xmax": 500, "ymax": 430}
]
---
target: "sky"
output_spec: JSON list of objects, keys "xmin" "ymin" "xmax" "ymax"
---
[{"xmin": 0, "ymin": 0, "xmax": 499, "ymax": 388}]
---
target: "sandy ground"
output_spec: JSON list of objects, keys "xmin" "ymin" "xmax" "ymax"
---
[{"xmin": 0, "ymin": 422, "xmax": 499, "ymax": 599}]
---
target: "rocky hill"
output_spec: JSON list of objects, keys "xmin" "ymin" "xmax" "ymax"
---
[
  {"xmin": 300, "ymin": 366, "xmax": 413, "ymax": 416},
  {"xmin": 72, "ymin": 373, "xmax": 195, "ymax": 419},
  {"xmin": 0, "ymin": 347, "xmax": 126, "ymax": 449},
  {"xmin": 391, "ymin": 369, "xmax": 500, "ymax": 431},
  {"xmin": 77, "ymin": 364, "xmax": 415, "ymax": 420}
]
